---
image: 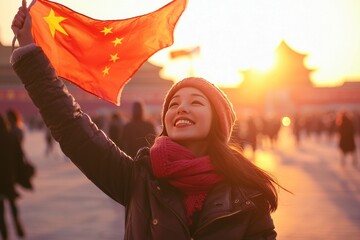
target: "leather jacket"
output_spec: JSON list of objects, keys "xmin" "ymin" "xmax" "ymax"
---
[{"xmin": 13, "ymin": 46, "xmax": 277, "ymax": 239}]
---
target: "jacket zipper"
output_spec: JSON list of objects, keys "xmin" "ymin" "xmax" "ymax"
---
[
  {"xmin": 151, "ymin": 185, "xmax": 192, "ymax": 238},
  {"xmin": 193, "ymin": 195, "xmax": 260, "ymax": 237}
]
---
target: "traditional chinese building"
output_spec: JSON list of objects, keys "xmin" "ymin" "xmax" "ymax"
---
[{"xmin": 223, "ymin": 41, "xmax": 360, "ymax": 115}]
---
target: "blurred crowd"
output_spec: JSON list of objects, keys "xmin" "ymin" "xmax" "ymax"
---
[{"xmin": 10, "ymin": 105, "xmax": 360, "ymax": 165}]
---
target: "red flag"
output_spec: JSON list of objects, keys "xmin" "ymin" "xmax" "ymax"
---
[
  {"xmin": 29, "ymin": 0, "xmax": 187, "ymax": 105},
  {"xmin": 170, "ymin": 46, "xmax": 200, "ymax": 59}
]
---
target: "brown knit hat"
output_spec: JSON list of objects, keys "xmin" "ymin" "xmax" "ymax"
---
[{"xmin": 162, "ymin": 77, "xmax": 236, "ymax": 141}]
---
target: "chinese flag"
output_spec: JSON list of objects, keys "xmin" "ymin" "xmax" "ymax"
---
[{"xmin": 29, "ymin": 0, "xmax": 187, "ymax": 105}]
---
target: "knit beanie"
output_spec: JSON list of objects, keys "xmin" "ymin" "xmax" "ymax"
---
[{"xmin": 162, "ymin": 77, "xmax": 236, "ymax": 141}]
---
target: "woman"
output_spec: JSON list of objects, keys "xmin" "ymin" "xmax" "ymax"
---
[
  {"xmin": 337, "ymin": 112, "xmax": 358, "ymax": 167},
  {"xmin": 11, "ymin": 6, "xmax": 281, "ymax": 239},
  {"xmin": 121, "ymin": 101, "xmax": 156, "ymax": 158},
  {"xmin": 6, "ymin": 108, "xmax": 25, "ymax": 145},
  {"xmin": 0, "ymin": 115, "xmax": 25, "ymax": 240}
]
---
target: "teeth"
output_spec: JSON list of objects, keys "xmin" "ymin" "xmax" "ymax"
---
[{"xmin": 175, "ymin": 119, "xmax": 193, "ymax": 126}]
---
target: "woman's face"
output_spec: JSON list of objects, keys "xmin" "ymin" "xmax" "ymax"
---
[{"xmin": 164, "ymin": 87, "xmax": 213, "ymax": 152}]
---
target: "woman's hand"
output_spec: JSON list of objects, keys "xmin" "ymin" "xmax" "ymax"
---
[{"xmin": 11, "ymin": 4, "xmax": 34, "ymax": 47}]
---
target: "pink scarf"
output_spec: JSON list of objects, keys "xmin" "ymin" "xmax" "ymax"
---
[{"xmin": 150, "ymin": 136, "xmax": 223, "ymax": 224}]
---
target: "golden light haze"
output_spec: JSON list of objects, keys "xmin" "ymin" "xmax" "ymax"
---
[{"xmin": 1, "ymin": 0, "xmax": 359, "ymax": 87}]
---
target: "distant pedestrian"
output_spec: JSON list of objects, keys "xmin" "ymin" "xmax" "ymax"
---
[
  {"xmin": 108, "ymin": 112, "xmax": 124, "ymax": 148},
  {"xmin": 337, "ymin": 112, "xmax": 358, "ymax": 167},
  {"xmin": 121, "ymin": 101, "xmax": 156, "ymax": 158},
  {"xmin": 6, "ymin": 108, "xmax": 24, "ymax": 145},
  {"xmin": 45, "ymin": 128, "xmax": 54, "ymax": 156},
  {"xmin": 0, "ymin": 115, "xmax": 26, "ymax": 239},
  {"xmin": 246, "ymin": 116, "xmax": 258, "ymax": 154}
]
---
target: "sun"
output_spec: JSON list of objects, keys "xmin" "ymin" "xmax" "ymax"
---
[{"xmin": 148, "ymin": 0, "xmax": 282, "ymax": 87}]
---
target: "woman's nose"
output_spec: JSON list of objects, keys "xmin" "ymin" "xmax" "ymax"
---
[{"xmin": 176, "ymin": 104, "xmax": 189, "ymax": 114}]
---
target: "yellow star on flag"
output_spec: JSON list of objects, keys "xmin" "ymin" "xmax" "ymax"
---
[
  {"xmin": 112, "ymin": 37, "xmax": 124, "ymax": 47},
  {"xmin": 101, "ymin": 27, "xmax": 113, "ymax": 35},
  {"xmin": 110, "ymin": 53, "xmax": 119, "ymax": 63},
  {"xmin": 102, "ymin": 66, "xmax": 110, "ymax": 76},
  {"xmin": 43, "ymin": 9, "xmax": 69, "ymax": 38}
]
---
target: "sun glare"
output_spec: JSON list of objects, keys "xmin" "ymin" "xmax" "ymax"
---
[
  {"xmin": 281, "ymin": 116, "xmax": 291, "ymax": 127},
  {"xmin": 150, "ymin": 0, "xmax": 284, "ymax": 87}
]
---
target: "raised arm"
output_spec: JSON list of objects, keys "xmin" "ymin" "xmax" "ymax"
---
[{"xmin": 11, "ymin": 6, "xmax": 134, "ymax": 205}]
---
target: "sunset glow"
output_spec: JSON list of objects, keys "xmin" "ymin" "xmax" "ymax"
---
[{"xmin": 1, "ymin": 0, "xmax": 359, "ymax": 88}]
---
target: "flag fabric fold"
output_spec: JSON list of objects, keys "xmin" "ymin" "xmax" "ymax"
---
[{"xmin": 29, "ymin": 0, "xmax": 187, "ymax": 105}]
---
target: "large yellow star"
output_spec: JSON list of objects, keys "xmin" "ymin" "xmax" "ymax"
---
[
  {"xmin": 43, "ymin": 9, "xmax": 68, "ymax": 38},
  {"xmin": 101, "ymin": 27, "xmax": 113, "ymax": 36}
]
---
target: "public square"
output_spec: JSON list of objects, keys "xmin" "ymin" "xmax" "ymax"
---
[{"xmin": 4, "ymin": 126, "xmax": 360, "ymax": 240}]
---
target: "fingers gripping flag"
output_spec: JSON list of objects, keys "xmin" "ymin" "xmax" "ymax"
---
[{"xmin": 29, "ymin": 0, "xmax": 187, "ymax": 105}]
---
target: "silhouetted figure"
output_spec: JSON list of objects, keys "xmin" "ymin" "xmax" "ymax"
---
[
  {"xmin": 245, "ymin": 116, "xmax": 258, "ymax": 153},
  {"xmin": 263, "ymin": 116, "xmax": 281, "ymax": 148},
  {"xmin": 324, "ymin": 112, "xmax": 337, "ymax": 142},
  {"xmin": 6, "ymin": 109, "xmax": 24, "ymax": 144},
  {"xmin": 0, "ymin": 115, "xmax": 25, "ymax": 240},
  {"xmin": 337, "ymin": 112, "xmax": 358, "ymax": 167},
  {"xmin": 121, "ymin": 101, "xmax": 156, "ymax": 158},
  {"xmin": 108, "ymin": 112, "xmax": 124, "ymax": 148},
  {"xmin": 45, "ymin": 128, "xmax": 54, "ymax": 156},
  {"xmin": 292, "ymin": 114, "xmax": 302, "ymax": 146}
]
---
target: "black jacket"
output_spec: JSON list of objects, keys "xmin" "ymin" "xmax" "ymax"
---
[{"xmin": 13, "ymin": 46, "xmax": 276, "ymax": 239}]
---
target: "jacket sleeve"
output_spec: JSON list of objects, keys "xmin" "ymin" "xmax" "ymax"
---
[
  {"xmin": 244, "ymin": 196, "xmax": 277, "ymax": 240},
  {"xmin": 12, "ymin": 46, "xmax": 133, "ymax": 205}
]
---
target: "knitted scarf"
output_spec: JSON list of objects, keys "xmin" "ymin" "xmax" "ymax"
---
[{"xmin": 150, "ymin": 136, "xmax": 223, "ymax": 224}]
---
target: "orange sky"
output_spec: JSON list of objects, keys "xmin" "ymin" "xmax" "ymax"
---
[{"xmin": 1, "ymin": 0, "xmax": 359, "ymax": 87}]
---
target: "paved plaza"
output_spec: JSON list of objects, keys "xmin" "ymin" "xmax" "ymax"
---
[{"xmin": 3, "ymin": 126, "xmax": 360, "ymax": 239}]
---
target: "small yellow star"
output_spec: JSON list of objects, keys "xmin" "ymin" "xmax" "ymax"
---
[
  {"xmin": 43, "ymin": 9, "xmax": 68, "ymax": 38},
  {"xmin": 101, "ymin": 27, "xmax": 113, "ymax": 36},
  {"xmin": 102, "ymin": 66, "xmax": 110, "ymax": 76},
  {"xmin": 110, "ymin": 53, "xmax": 119, "ymax": 63},
  {"xmin": 112, "ymin": 37, "xmax": 124, "ymax": 47}
]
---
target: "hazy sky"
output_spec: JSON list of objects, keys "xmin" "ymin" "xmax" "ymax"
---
[{"xmin": 1, "ymin": 0, "xmax": 360, "ymax": 87}]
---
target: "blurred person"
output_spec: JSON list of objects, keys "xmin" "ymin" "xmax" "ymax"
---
[
  {"xmin": 263, "ymin": 116, "xmax": 281, "ymax": 149},
  {"xmin": 292, "ymin": 113, "xmax": 302, "ymax": 146},
  {"xmin": 337, "ymin": 112, "xmax": 358, "ymax": 167},
  {"xmin": 0, "ymin": 115, "xmax": 25, "ymax": 240},
  {"xmin": 108, "ymin": 112, "xmax": 124, "ymax": 148},
  {"xmin": 245, "ymin": 116, "xmax": 258, "ymax": 154},
  {"xmin": 9, "ymin": 7, "xmax": 287, "ymax": 239},
  {"xmin": 6, "ymin": 108, "xmax": 24, "ymax": 144},
  {"xmin": 121, "ymin": 101, "xmax": 156, "ymax": 158},
  {"xmin": 45, "ymin": 128, "xmax": 54, "ymax": 156}
]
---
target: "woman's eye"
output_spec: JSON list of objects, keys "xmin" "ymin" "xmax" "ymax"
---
[
  {"xmin": 169, "ymin": 102, "xmax": 178, "ymax": 108},
  {"xmin": 192, "ymin": 100, "xmax": 203, "ymax": 105}
]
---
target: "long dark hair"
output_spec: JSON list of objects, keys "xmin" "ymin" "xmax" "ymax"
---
[{"xmin": 207, "ymin": 112, "xmax": 282, "ymax": 212}]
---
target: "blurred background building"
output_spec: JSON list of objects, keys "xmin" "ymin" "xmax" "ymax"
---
[{"xmin": 1, "ymin": 41, "xmax": 360, "ymax": 123}]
